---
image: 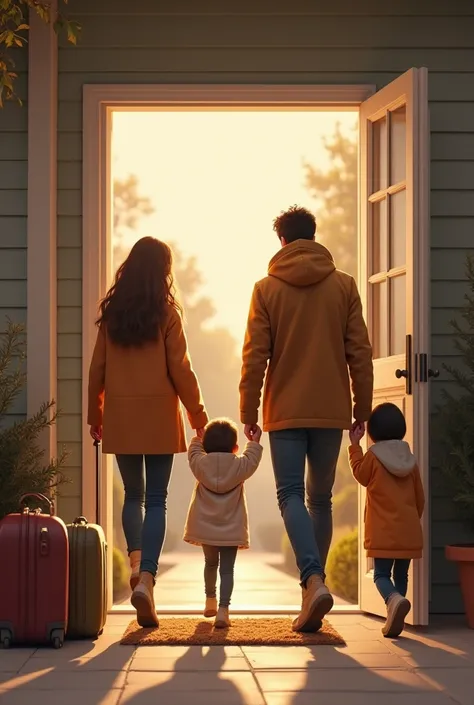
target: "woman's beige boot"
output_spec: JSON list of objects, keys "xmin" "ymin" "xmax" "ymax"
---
[
  {"xmin": 129, "ymin": 550, "xmax": 141, "ymax": 591},
  {"xmin": 131, "ymin": 571, "xmax": 159, "ymax": 628},
  {"xmin": 214, "ymin": 606, "xmax": 230, "ymax": 629},
  {"xmin": 204, "ymin": 596, "xmax": 218, "ymax": 618}
]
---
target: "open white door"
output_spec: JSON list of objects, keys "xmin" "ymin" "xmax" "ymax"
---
[{"xmin": 358, "ymin": 68, "xmax": 431, "ymax": 625}]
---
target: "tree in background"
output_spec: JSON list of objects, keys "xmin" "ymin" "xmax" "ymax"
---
[
  {"xmin": 304, "ymin": 122, "xmax": 357, "ymax": 279},
  {"xmin": 304, "ymin": 123, "xmax": 359, "ymax": 600},
  {"xmin": 0, "ymin": 0, "xmax": 80, "ymax": 106}
]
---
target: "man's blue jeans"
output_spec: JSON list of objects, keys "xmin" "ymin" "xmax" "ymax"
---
[
  {"xmin": 116, "ymin": 454, "xmax": 174, "ymax": 578},
  {"xmin": 269, "ymin": 428, "xmax": 343, "ymax": 586},
  {"xmin": 373, "ymin": 558, "xmax": 411, "ymax": 603}
]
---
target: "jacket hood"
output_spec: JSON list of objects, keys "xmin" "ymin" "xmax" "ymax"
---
[
  {"xmin": 268, "ymin": 240, "xmax": 336, "ymax": 287},
  {"xmin": 369, "ymin": 440, "xmax": 416, "ymax": 477},
  {"xmin": 196, "ymin": 453, "xmax": 245, "ymax": 494}
]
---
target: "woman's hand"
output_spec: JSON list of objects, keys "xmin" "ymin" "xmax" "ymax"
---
[
  {"xmin": 90, "ymin": 425, "xmax": 102, "ymax": 442},
  {"xmin": 196, "ymin": 427, "xmax": 205, "ymax": 439}
]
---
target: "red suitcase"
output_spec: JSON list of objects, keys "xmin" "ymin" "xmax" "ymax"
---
[{"xmin": 0, "ymin": 493, "xmax": 69, "ymax": 649}]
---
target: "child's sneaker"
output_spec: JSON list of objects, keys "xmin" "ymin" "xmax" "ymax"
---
[
  {"xmin": 204, "ymin": 597, "xmax": 217, "ymax": 618},
  {"xmin": 214, "ymin": 606, "xmax": 230, "ymax": 629},
  {"xmin": 382, "ymin": 593, "xmax": 411, "ymax": 638}
]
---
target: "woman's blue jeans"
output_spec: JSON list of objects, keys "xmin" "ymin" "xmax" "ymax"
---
[{"xmin": 116, "ymin": 453, "xmax": 174, "ymax": 578}]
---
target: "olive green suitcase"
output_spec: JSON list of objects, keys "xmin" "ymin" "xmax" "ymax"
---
[{"xmin": 66, "ymin": 441, "xmax": 107, "ymax": 639}]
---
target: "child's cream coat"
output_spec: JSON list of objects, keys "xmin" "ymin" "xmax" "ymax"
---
[{"xmin": 183, "ymin": 437, "xmax": 262, "ymax": 549}]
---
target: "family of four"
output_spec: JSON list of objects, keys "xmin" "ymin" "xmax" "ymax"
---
[{"xmin": 88, "ymin": 206, "xmax": 424, "ymax": 639}]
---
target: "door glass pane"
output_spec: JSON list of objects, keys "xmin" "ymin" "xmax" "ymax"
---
[
  {"xmin": 390, "ymin": 106, "xmax": 406, "ymax": 185},
  {"xmin": 390, "ymin": 274, "xmax": 406, "ymax": 355},
  {"xmin": 390, "ymin": 189, "xmax": 406, "ymax": 269},
  {"xmin": 372, "ymin": 117, "xmax": 387, "ymax": 193},
  {"xmin": 372, "ymin": 280, "xmax": 388, "ymax": 359},
  {"xmin": 372, "ymin": 198, "xmax": 388, "ymax": 274}
]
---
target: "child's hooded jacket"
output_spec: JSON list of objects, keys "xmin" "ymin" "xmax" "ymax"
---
[
  {"xmin": 349, "ymin": 440, "xmax": 425, "ymax": 559},
  {"xmin": 183, "ymin": 437, "xmax": 262, "ymax": 549}
]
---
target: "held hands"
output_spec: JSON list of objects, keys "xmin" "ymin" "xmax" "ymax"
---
[
  {"xmin": 349, "ymin": 421, "xmax": 365, "ymax": 446},
  {"xmin": 196, "ymin": 428, "xmax": 205, "ymax": 439},
  {"xmin": 244, "ymin": 423, "xmax": 262, "ymax": 444},
  {"xmin": 90, "ymin": 425, "xmax": 102, "ymax": 442}
]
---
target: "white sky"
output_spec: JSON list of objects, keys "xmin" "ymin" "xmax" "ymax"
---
[{"xmin": 112, "ymin": 110, "xmax": 357, "ymax": 344}]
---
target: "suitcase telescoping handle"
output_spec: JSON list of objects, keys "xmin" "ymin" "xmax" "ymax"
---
[
  {"xmin": 94, "ymin": 439, "xmax": 101, "ymax": 525},
  {"xmin": 19, "ymin": 493, "xmax": 54, "ymax": 516}
]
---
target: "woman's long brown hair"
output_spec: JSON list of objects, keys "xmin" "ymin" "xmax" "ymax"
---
[{"xmin": 96, "ymin": 237, "xmax": 182, "ymax": 347}]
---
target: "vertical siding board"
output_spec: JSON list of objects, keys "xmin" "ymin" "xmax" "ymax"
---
[{"xmin": 0, "ymin": 49, "xmax": 28, "ymax": 421}]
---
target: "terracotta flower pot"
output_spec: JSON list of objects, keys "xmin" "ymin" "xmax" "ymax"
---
[{"xmin": 446, "ymin": 544, "xmax": 474, "ymax": 629}]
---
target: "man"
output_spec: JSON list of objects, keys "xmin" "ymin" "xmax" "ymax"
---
[{"xmin": 239, "ymin": 205, "xmax": 373, "ymax": 631}]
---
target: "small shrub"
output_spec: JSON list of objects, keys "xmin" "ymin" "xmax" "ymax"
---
[
  {"xmin": 332, "ymin": 483, "xmax": 358, "ymax": 529},
  {"xmin": 326, "ymin": 528, "xmax": 358, "ymax": 604},
  {"xmin": 113, "ymin": 546, "xmax": 128, "ymax": 600},
  {"xmin": 0, "ymin": 318, "xmax": 68, "ymax": 520},
  {"xmin": 257, "ymin": 523, "xmax": 283, "ymax": 552}
]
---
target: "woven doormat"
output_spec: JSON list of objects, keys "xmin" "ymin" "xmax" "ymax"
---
[{"xmin": 121, "ymin": 617, "xmax": 345, "ymax": 646}]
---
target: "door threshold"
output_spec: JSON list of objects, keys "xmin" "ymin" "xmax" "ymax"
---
[{"xmin": 110, "ymin": 604, "xmax": 361, "ymax": 615}]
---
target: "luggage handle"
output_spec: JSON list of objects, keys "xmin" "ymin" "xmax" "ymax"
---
[
  {"xmin": 19, "ymin": 493, "xmax": 54, "ymax": 516},
  {"xmin": 94, "ymin": 439, "xmax": 101, "ymax": 525}
]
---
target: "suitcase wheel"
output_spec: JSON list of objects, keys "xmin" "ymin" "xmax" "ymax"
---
[
  {"xmin": 0, "ymin": 630, "xmax": 11, "ymax": 649},
  {"xmin": 51, "ymin": 629, "xmax": 65, "ymax": 649}
]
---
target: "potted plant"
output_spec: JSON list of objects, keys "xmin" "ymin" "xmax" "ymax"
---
[
  {"xmin": 0, "ymin": 318, "xmax": 68, "ymax": 520},
  {"xmin": 438, "ymin": 255, "xmax": 474, "ymax": 628}
]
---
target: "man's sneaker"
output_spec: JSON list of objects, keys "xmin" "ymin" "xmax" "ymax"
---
[
  {"xmin": 382, "ymin": 593, "xmax": 411, "ymax": 638},
  {"xmin": 292, "ymin": 574, "xmax": 334, "ymax": 632}
]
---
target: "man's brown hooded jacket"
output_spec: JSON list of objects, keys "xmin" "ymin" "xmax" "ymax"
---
[{"xmin": 239, "ymin": 239, "xmax": 373, "ymax": 431}]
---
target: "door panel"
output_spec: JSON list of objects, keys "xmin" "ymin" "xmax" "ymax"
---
[{"xmin": 358, "ymin": 68, "xmax": 430, "ymax": 625}]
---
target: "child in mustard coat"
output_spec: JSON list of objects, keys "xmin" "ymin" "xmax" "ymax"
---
[
  {"xmin": 183, "ymin": 418, "xmax": 263, "ymax": 628},
  {"xmin": 349, "ymin": 403, "xmax": 424, "ymax": 638}
]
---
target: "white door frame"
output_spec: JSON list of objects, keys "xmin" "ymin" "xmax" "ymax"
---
[
  {"xmin": 357, "ymin": 69, "xmax": 431, "ymax": 625},
  {"xmin": 81, "ymin": 82, "xmax": 429, "ymax": 614}
]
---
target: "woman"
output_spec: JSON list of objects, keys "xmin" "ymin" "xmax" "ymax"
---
[{"xmin": 88, "ymin": 237, "xmax": 207, "ymax": 627}]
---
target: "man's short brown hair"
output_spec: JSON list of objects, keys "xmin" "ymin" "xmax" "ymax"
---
[
  {"xmin": 202, "ymin": 418, "xmax": 238, "ymax": 453},
  {"xmin": 273, "ymin": 205, "xmax": 316, "ymax": 243}
]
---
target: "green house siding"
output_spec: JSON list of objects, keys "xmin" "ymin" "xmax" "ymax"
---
[
  {"xmin": 0, "ymin": 49, "xmax": 28, "ymax": 423},
  {"xmin": 56, "ymin": 0, "xmax": 474, "ymax": 611}
]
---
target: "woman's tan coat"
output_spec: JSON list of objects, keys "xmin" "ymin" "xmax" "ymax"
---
[
  {"xmin": 88, "ymin": 306, "xmax": 208, "ymax": 455},
  {"xmin": 183, "ymin": 437, "xmax": 263, "ymax": 549}
]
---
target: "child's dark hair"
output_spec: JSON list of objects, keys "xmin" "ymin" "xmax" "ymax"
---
[
  {"xmin": 202, "ymin": 418, "xmax": 238, "ymax": 454},
  {"xmin": 367, "ymin": 403, "xmax": 407, "ymax": 443}
]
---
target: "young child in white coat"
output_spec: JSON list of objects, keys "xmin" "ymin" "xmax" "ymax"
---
[{"xmin": 183, "ymin": 418, "xmax": 263, "ymax": 628}]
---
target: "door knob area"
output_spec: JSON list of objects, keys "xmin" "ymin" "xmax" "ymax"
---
[
  {"xmin": 428, "ymin": 368, "xmax": 439, "ymax": 378},
  {"xmin": 395, "ymin": 369, "xmax": 408, "ymax": 379}
]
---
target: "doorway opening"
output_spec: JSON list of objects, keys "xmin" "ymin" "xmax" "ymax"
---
[{"xmin": 109, "ymin": 108, "xmax": 359, "ymax": 612}]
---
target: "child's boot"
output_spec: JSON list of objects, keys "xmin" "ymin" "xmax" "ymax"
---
[
  {"xmin": 382, "ymin": 593, "xmax": 411, "ymax": 638},
  {"xmin": 204, "ymin": 596, "xmax": 218, "ymax": 618},
  {"xmin": 129, "ymin": 550, "xmax": 141, "ymax": 591},
  {"xmin": 214, "ymin": 606, "xmax": 230, "ymax": 629},
  {"xmin": 131, "ymin": 571, "xmax": 159, "ymax": 628}
]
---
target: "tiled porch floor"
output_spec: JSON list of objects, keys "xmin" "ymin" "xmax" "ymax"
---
[{"xmin": 1, "ymin": 614, "xmax": 474, "ymax": 705}]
